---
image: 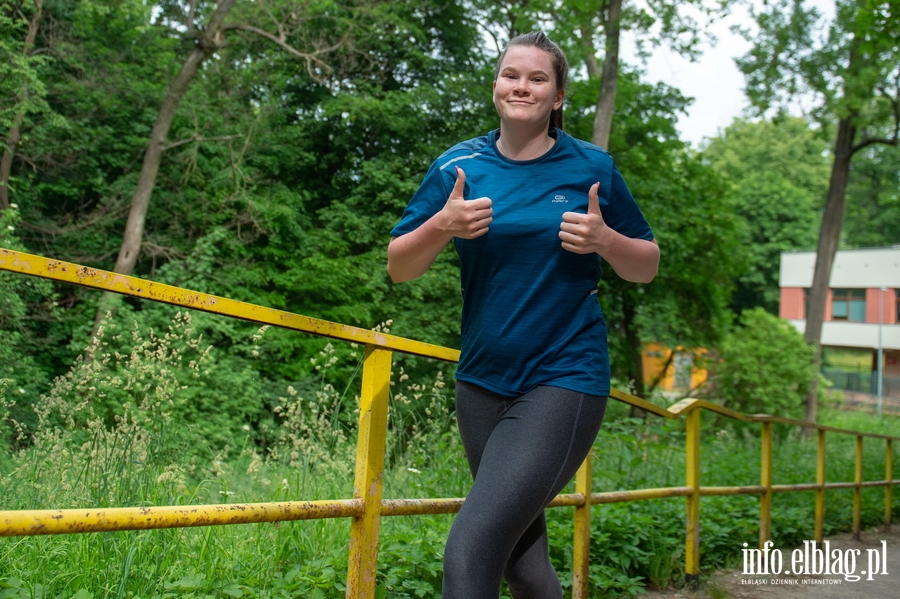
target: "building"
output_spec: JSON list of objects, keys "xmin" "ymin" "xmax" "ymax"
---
[
  {"xmin": 780, "ymin": 247, "xmax": 900, "ymax": 396},
  {"xmin": 641, "ymin": 343, "xmax": 708, "ymax": 394}
]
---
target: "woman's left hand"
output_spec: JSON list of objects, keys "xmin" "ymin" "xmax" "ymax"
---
[{"xmin": 558, "ymin": 182, "xmax": 607, "ymax": 255}]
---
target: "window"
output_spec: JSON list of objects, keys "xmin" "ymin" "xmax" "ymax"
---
[
  {"xmin": 831, "ymin": 288, "xmax": 866, "ymax": 322},
  {"xmin": 896, "ymin": 290, "xmax": 900, "ymax": 323}
]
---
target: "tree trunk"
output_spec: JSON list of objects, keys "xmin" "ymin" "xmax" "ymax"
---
[
  {"xmin": 110, "ymin": 0, "xmax": 236, "ymax": 278},
  {"xmin": 109, "ymin": 46, "xmax": 213, "ymax": 276},
  {"xmin": 591, "ymin": 0, "xmax": 621, "ymax": 150},
  {"xmin": 0, "ymin": 0, "xmax": 43, "ymax": 210},
  {"xmin": 93, "ymin": 0, "xmax": 236, "ymax": 325},
  {"xmin": 579, "ymin": 21, "xmax": 600, "ymax": 80},
  {"xmin": 0, "ymin": 112, "xmax": 25, "ymax": 210},
  {"xmin": 623, "ymin": 293, "xmax": 648, "ymax": 417},
  {"xmin": 803, "ymin": 115, "xmax": 856, "ymax": 422}
]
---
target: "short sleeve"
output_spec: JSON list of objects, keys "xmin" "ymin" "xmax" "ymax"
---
[
  {"xmin": 390, "ymin": 161, "xmax": 450, "ymax": 238},
  {"xmin": 602, "ymin": 163, "xmax": 654, "ymax": 241}
]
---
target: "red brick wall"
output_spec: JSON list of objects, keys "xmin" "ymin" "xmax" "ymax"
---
[
  {"xmin": 866, "ymin": 288, "xmax": 896, "ymax": 324},
  {"xmin": 780, "ymin": 287, "xmax": 805, "ymax": 320}
]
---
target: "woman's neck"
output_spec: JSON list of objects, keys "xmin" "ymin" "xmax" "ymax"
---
[{"xmin": 496, "ymin": 123, "xmax": 555, "ymax": 160}]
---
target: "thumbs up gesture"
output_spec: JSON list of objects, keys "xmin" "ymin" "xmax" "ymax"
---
[
  {"xmin": 559, "ymin": 182, "xmax": 608, "ymax": 254},
  {"xmin": 438, "ymin": 167, "xmax": 493, "ymax": 239}
]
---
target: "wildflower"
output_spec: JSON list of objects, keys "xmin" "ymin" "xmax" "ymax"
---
[
  {"xmin": 407, "ymin": 467, "xmax": 422, "ymax": 474},
  {"xmin": 9, "ymin": 203, "xmax": 17, "ymax": 208},
  {"xmin": 218, "ymin": 490, "xmax": 235, "ymax": 496},
  {"xmin": 246, "ymin": 451, "xmax": 262, "ymax": 475},
  {"xmin": 6, "ymin": 226, "xmax": 14, "ymax": 231}
]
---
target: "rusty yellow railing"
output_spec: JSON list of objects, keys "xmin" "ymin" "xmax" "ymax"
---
[{"xmin": 2, "ymin": 247, "xmax": 900, "ymax": 597}]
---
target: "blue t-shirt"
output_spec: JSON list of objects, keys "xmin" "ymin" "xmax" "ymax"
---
[{"xmin": 391, "ymin": 129, "xmax": 653, "ymax": 397}]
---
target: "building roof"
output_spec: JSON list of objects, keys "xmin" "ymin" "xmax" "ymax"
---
[{"xmin": 780, "ymin": 246, "xmax": 900, "ymax": 288}]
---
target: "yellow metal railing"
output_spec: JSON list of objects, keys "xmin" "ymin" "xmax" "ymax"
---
[{"xmin": 2, "ymin": 247, "xmax": 900, "ymax": 597}]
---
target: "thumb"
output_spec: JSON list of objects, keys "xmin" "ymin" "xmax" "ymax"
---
[
  {"xmin": 587, "ymin": 182, "xmax": 601, "ymax": 215},
  {"xmin": 450, "ymin": 166, "xmax": 467, "ymax": 200}
]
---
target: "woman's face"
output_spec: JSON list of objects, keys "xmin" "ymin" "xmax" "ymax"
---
[{"xmin": 493, "ymin": 45, "xmax": 564, "ymax": 130}]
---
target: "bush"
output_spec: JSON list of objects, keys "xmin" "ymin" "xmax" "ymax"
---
[
  {"xmin": 714, "ymin": 308, "xmax": 815, "ymax": 418},
  {"xmin": 0, "ymin": 205, "xmax": 57, "ymax": 449}
]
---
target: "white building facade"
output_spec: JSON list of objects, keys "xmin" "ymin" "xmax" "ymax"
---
[{"xmin": 780, "ymin": 247, "xmax": 900, "ymax": 380}]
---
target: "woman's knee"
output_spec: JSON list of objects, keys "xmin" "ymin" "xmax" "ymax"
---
[{"xmin": 504, "ymin": 562, "xmax": 563, "ymax": 599}]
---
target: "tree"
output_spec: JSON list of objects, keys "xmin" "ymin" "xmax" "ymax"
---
[
  {"xmin": 842, "ymin": 141, "xmax": 900, "ymax": 247},
  {"xmin": 109, "ymin": 0, "xmax": 237, "ymax": 281},
  {"xmin": 527, "ymin": 1, "xmax": 733, "ymax": 411},
  {"xmin": 96, "ymin": 0, "xmax": 369, "ymax": 326},
  {"xmin": 0, "ymin": 0, "xmax": 52, "ymax": 210},
  {"xmin": 702, "ymin": 117, "xmax": 828, "ymax": 314},
  {"xmin": 469, "ymin": 0, "xmax": 729, "ymax": 150},
  {"xmin": 548, "ymin": 0, "xmax": 727, "ymax": 150},
  {"xmin": 738, "ymin": 0, "xmax": 900, "ymax": 422},
  {"xmin": 566, "ymin": 71, "xmax": 747, "ymax": 399},
  {"xmin": 4, "ymin": 0, "xmax": 485, "ymax": 384}
]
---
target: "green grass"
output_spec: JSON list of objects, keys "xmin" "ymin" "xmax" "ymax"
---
[
  {"xmin": 3, "ymin": 405, "xmax": 899, "ymax": 598},
  {"xmin": 3, "ymin": 323, "xmax": 900, "ymax": 598},
  {"xmin": 823, "ymin": 347, "xmax": 874, "ymax": 372}
]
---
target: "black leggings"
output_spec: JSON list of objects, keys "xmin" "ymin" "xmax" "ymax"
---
[{"xmin": 442, "ymin": 381, "xmax": 608, "ymax": 599}]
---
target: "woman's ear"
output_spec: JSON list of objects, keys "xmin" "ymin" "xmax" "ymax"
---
[{"xmin": 554, "ymin": 88, "xmax": 564, "ymax": 110}]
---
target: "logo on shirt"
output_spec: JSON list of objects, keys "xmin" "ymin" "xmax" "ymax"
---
[{"xmin": 552, "ymin": 195, "xmax": 567, "ymax": 203}]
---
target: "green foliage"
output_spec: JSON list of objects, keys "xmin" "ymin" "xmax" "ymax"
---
[
  {"xmin": 2, "ymin": 0, "xmax": 764, "ymax": 416},
  {"xmin": 843, "ymin": 142, "xmax": 900, "ymax": 248},
  {"xmin": 702, "ymin": 117, "xmax": 828, "ymax": 314},
  {"xmin": 565, "ymin": 69, "xmax": 747, "ymax": 387},
  {"xmin": 0, "ymin": 206, "xmax": 57, "ymax": 448},
  {"xmin": 735, "ymin": 0, "xmax": 900, "ymax": 259},
  {"xmin": 737, "ymin": 0, "xmax": 900, "ymax": 129},
  {"xmin": 2, "ymin": 334, "xmax": 898, "ymax": 598},
  {"xmin": 715, "ymin": 308, "xmax": 815, "ymax": 418},
  {"xmin": 3, "ymin": 1, "xmax": 900, "ymax": 593},
  {"xmin": 0, "ymin": 4, "xmax": 61, "ymax": 137}
]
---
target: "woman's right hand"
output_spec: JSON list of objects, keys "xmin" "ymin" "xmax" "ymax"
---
[{"xmin": 438, "ymin": 167, "xmax": 492, "ymax": 239}]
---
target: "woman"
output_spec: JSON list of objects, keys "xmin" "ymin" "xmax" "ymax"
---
[{"xmin": 387, "ymin": 31, "xmax": 659, "ymax": 599}]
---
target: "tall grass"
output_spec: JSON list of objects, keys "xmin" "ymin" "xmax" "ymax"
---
[{"xmin": 1, "ymin": 314, "xmax": 899, "ymax": 598}]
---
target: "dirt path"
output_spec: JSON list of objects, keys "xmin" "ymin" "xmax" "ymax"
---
[{"xmin": 642, "ymin": 527, "xmax": 900, "ymax": 599}]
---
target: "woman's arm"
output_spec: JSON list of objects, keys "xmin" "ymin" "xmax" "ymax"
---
[
  {"xmin": 387, "ymin": 167, "xmax": 492, "ymax": 283},
  {"xmin": 387, "ymin": 218, "xmax": 455, "ymax": 283},
  {"xmin": 593, "ymin": 233, "xmax": 659, "ymax": 284},
  {"xmin": 558, "ymin": 182, "xmax": 660, "ymax": 284}
]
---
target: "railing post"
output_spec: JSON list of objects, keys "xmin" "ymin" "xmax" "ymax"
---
[
  {"xmin": 346, "ymin": 345, "xmax": 392, "ymax": 599},
  {"xmin": 853, "ymin": 435, "xmax": 863, "ymax": 541},
  {"xmin": 815, "ymin": 430, "xmax": 826, "ymax": 542},
  {"xmin": 572, "ymin": 454, "xmax": 592, "ymax": 599},
  {"xmin": 685, "ymin": 408, "xmax": 701, "ymax": 584},
  {"xmin": 759, "ymin": 421, "xmax": 773, "ymax": 548},
  {"xmin": 886, "ymin": 439, "xmax": 893, "ymax": 530}
]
